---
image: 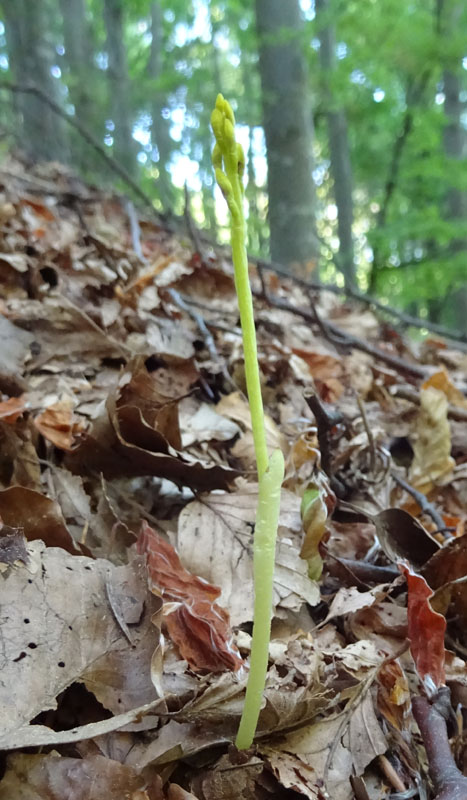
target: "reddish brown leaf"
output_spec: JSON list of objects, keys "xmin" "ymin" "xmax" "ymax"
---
[
  {"xmin": 0, "ymin": 395, "xmax": 27, "ymax": 424},
  {"xmin": 400, "ymin": 563, "xmax": 446, "ymax": 693},
  {"xmin": 0, "ymin": 486, "xmax": 83, "ymax": 554},
  {"xmin": 34, "ymin": 398, "xmax": 86, "ymax": 451},
  {"xmin": 137, "ymin": 521, "xmax": 243, "ymax": 672}
]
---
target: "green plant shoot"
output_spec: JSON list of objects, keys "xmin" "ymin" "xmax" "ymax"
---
[{"xmin": 211, "ymin": 93, "xmax": 284, "ymax": 750}]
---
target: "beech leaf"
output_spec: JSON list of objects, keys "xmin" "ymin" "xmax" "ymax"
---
[{"xmin": 400, "ymin": 563, "xmax": 446, "ymax": 694}]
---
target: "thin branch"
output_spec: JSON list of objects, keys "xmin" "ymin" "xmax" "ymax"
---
[
  {"xmin": 391, "ymin": 472, "xmax": 450, "ymax": 537},
  {"xmin": 254, "ymin": 258, "xmax": 467, "ymax": 346},
  {"xmin": 0, "ymin": 82, "xmax": 157, "ymax": 215},
  {"xmin": 255, "ymin": 288, "xmax": 431, "ymax": 380},
  {"xmin": 412, "ymin": 689, "xmax": 467, "ymax": 800}
]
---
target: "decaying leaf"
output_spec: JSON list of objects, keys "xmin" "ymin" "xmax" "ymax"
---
[
  {"xmin": 0, "ymin": 485, "xmax": 82, "ymax": 553},
  {"xmin": 261, "ymin": 689, "xmax": 386, "ymax": 800},
  {"xmin": 300, "ymin": 480, "xmax": 330, "ymax": 579},
  {"xmin": 67, "ymin": 360, "xmax": 236, "ymax": 491},
  {"xmin": 34, "ymin": 396, "xmax": 86, "ymax": 450},
  {"xmin": 400, "ymin": 563, "xmax": 446, "ymax": 694},
  {"xmin": 0, "ymin": 541, "xmax": 161, "ymax": 748},
  {"xmin": 137, "ymin": 520, "xmax": 243, "ymax": 672},
  {"xmin": 409, "ymin": 385, "xmax": 455, "ymax": 494},
  {"xmin": 0, "ymin": 753, "xmax": 148, "ymax": 800},
  {"xmin": 176, "ymin": 486, "xmax": 319, "ymax": 625}
]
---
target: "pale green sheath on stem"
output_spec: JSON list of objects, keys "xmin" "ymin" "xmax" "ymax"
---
[{"xmin": 210, "ymin": 93, "xmax": 284, "ymax": 749}]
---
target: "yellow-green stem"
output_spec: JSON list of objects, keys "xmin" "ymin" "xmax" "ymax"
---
[
  {"xmin": 235, "ymin": 449, "xmax": 284, "ymax": 749},
  {"xmin": 211, "ymin": 93, "xmax": 283, "ymax": 750},
  {"xmin": 231, "ymin": 221, "xmax": 268, "ymax": 479}
]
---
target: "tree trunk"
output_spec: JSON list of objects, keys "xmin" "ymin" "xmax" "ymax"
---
[
  {"xmin": 59, "ymin": 0, "xmax": 98, "ymax": 173},
  {"xmin": 147, "ymin": 1, "xmax": 174, "ymax": 209},
  {"xmin": 3, "ymin": 0, "xmax": 68, "ymax": 162},
  {"xmin": 255, "ymin": 0, "xmax": 318, "ymax": 271},
  {"xmin": 441, "ymin": 1, "xmax": 467, "ymax": 331},
  {"xmin": 316, "ymin": 0, "xmax": 355, "ymax": 289},
  {"xmin": 103, "ymin": 0, "xmax": 136, "ymax": 177}
]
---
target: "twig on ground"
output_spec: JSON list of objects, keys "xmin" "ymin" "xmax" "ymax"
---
[
  {"xmin": 58, "ymin": 293, "xmax": 132, "ymax": 358},
  {"xmin": 167, "ymin": 288, "xmax": 236, "ymax": 392},
  {"xmin": 391, "ymin": 472, "xmax": 451, "ymax": 538},
  {"xmin": 378, "ymin": 754, "xmax": 407, "ymax": 794},
  {"xmin": 255, "ymin": 288, "xmax": 431, "ymax": 380},
  {"xmin": 253, "ymin": 258, "xmax": 467, "ymax": 347},
  {"xmin": 412, "ymin": 689, "xmax": 467, "ymax": 800},
  {"xmin": 305, "ymin": 392, "xmax": 346, "ymax": 497},
  {"xmin": 357, "ymin": 395, "xmax": 377, "ymax": 474},
  {"xmin": 325, "ymin": 549, "xmax": 399, "ymax": 587},
  {"xmin": 391, "ymin": 386, "xmax": 467, "ymax": 420}
]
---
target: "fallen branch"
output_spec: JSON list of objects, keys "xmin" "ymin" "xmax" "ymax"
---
[
  {"xmin": 412, "ymin": 689, "xmax": 467, "ymax": 800},
  {"xmin": 255, "ymin": 289, "xmax": 431, "ymax": 380},
  {"xmin": 253, "ymin": 259, "xmax": 467, "ymax": 346},
  {"xmin": 391, "ymin": 472, "xmax": 450, "ymax": 537}
]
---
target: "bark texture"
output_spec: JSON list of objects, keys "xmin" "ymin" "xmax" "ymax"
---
[
  {"xmin": 147, "ymin": 2, "xmax": 174, "ymax": 208},
  {"xmin": 255, "ymin": 0, "xmax": 317, "ymax": 270},
  {"xmin": 59, "ymin": 0, "xmax": 98, "ymax": 172},
  {"xmin": 316, "ymin": 0, "xmax": 355, "ymax": 288},
  {"xmin": 103, "ymin": 0, "xmax": 136, "ymax": 177},
  {"xmin": 3, "ymin": 0, "xmax": 68, "ymax": 162}
]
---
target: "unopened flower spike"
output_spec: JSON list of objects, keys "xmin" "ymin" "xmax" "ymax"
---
[{"xmin": 211, "ymin": 95, "xmax": 284, "ymax": 751}]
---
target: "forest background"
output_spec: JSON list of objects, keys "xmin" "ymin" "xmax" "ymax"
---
[{"xmin": 0, "ymin": 0, "xmax": 466, "ymax": 333}]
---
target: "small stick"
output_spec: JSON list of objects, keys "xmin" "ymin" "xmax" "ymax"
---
[
  {"xmin": 391, "ymin": 472, "xmax": 451, "ymax": 538},
  {"xmin": 357, "ymin": 395, "xmax": 376, "ymax": 474},
  {"xmin": 305, "ymin": 392, "xmax": 345, "ymax": 497},
  {"xmin": 378, "ymin": 754, "xmax": 406, "ymax": 794},
  {"xmin": 412, "ymin": 689, "xmax": 467, "ymax": 800}
]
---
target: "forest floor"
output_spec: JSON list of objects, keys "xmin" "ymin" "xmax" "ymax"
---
[{"xmin": 0, "ymin": 157, "xmax": 467, "ymax": 800}]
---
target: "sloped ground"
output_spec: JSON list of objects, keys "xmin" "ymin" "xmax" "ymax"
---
[{"xmin": 0, "ymin": 157, "xmax": 467, "ymax": 799}]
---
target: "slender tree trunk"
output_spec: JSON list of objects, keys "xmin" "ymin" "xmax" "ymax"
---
[
  {"xmin": 147, "ymin": 1, "xmax": 174, "ymax": 209},
  {"xmin": 59, "ymin": 0, "xmax": 98, "ymax": 173},
  {"xmin": 440, "ymin": 1, "xmax": 467, "ymax": 330},
  {"xmin": 255, "ymin": 0, "xmax": 318, "ymax": 271},
  {"xmin": 103, "ymin": 0, "xmax": 136, "ymax": 177},
  {"xmin": 3, "ymin": 0, "xmax": 68, "ymax": 162},
  {"xmin": 316, "ymin": 0, "xmax": 355, "ymax": 289}
]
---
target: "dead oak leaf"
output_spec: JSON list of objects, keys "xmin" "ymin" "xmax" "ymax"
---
[
  {"xmin": 34, "ymin": 396, "xmax": 86, "ymax": 451},
  {"xmin": 0, "ymin": 541, "xmax": 161, "ymax": 747},
  {"xmin": 409, "ymin": 385, "xmax": 454, "ymax": 494},
  {"xmin": 137, "ymin": 521, "xmax": 243, "ymax": 673},
  {"xmin": 176, "ymin": 486, "xmax": 319, "ymax": 626},
  {"xmin": 0, "ymin": 394, "xmax": 28, "ymax": 424},
  {"xmin": 0, "ymin": 752, "xmax": 150, "ymax": 800},
  {"xmin": 0, "ymin": 485, "xmax": 83, "ymax": 554}
]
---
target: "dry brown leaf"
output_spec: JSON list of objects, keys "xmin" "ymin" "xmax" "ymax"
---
[
  {"xmin": 137, "ymin": 520, "xmax": 243, "ymax": 672},
  {"xmin": 34, "ymin": 396, "xmax": 86, "ymax": 450},
  {"xmin": 179, "ymin": 399, "xmax": 240, "ymax": 448},
  {"xmin": 67, "ymin": 362, "xmax": 236, "ymax": 491},
  {"xmin": 324, "ymin": 587, "xmax": 377, "ymax": 623},
  {"xmin": 0, "ymin": 315, "xmax": 34, "ymax": 393},
  {"xmin": 0, "ymin": 394, "xmax": 27, "ymax": 423},
  {"xmin": 409, "ymin": 385, "xmax": 455, "ymax": 493},
  {"xmin": 216, "ymin": 391, "xmax": 287, "ymax": 468},
  {"xmin": 0, "ymin": 541, "xmax": 161, "ymax": 747},
  {"xmin": 422, "ymin": 367, "xmax": 467, "ymax": 410},
  {"xmin": 262, "ymin": 692, "xmax": 386, "ymax": 800},
  {"xmin": 0, "ymin": 418, "xmax": 41, "ymax": 490},
  {"xmin": 176, "ymin": 486, "xmax": 319, "ymax": 625},
  {"xmin": 0, "ymin": 485, "xmax": 81, "ymax": 553},
  {"xmin": 0, "ymin": 753, "xmax": 148, "ymax": 800}
]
